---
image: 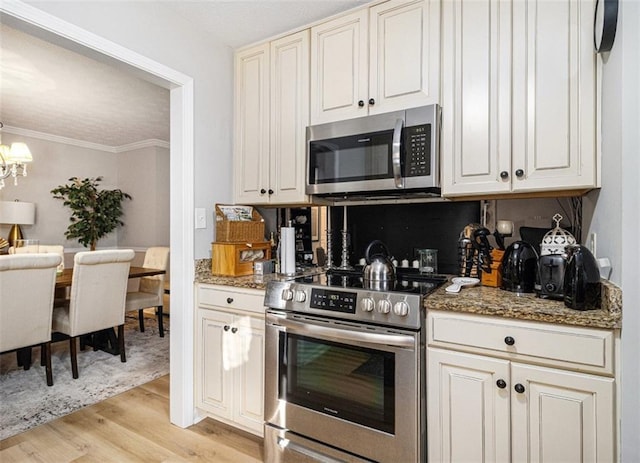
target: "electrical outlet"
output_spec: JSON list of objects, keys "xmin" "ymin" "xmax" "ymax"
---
[
  {"xmin": 589, "ymin": 233, "xmax": 597, "ymax": 257},
  {"xmin": 195, "ymin": 208, "xmax": 206, "ymax": 229}
]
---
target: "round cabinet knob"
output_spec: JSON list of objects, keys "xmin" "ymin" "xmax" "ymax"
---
[
  {"xmin": 226, "ymin": 297, "xmax": 234, "ymax": 304},
  {"xmin": 231, "ymin": 327, "xmax": 238, "ymax": 334},
  {"xmin": 504, "ymin": 336, "xmax": 515, "ymax": 346},
  {"xmin": 368, "ymin": 98, "xmax": 375, "ymax": 105},
  {"xmin": 514, "ymin": 383, "xmax": 526, "ymax": 394},
  {"xmin": 377, "ymin": 299, "xmax": 392, "ymax": 314},
  {"xmin": 260, "ymin": 188, "xmax": 267, "ymax": 195},
  {"xmin": 358, "ymin": 100, "xmax": 365, "ymax": 107},
  {"xmin": 294, "ymin": 290, "xmax": 306, "ymax": 302},
  {"xmin": 223, "ymin": 325, "xmax": 230, "ymax": 331},
  {"xmin": 282, "ymin": 289, "xmax": 294, "ymax": 301},
  {"xmin": 393, "ymin": 301, "xmax": 410, "ymax": 317},
  {"xmin": 496, "ymin": 379, "xmax": 507, "ymax": 389},
  {"xmin": 515, "ymin": 169, "xmax": 525, "ymax": 178},
  {"xmin": 500, "ymin": 171, "xmax": 509, "ymax": 179},
  {"xmin": 268, "ymin": 189, "xmax": 274, "ymax": 195},
  {"xmin": 361, "ymin": 297, "xmax": 375, "ymax": 312}
]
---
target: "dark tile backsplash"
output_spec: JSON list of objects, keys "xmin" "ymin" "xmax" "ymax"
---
[{"xmin": 329, "ymin": 201, "xmax": 481, "ymax": 275}]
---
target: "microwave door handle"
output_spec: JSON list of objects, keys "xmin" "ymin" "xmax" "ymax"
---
[{"xmin": 392, "ymin": 118, "xmax": 404, "ymax": 188}]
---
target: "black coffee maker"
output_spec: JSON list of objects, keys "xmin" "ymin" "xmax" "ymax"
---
[
  {"xmin": 501, "ymin": 241, "xmax": 539, "ymax": 295},
  {"xmin": 563, "ymin": 244, "xmax": 601, "ymax": 310}
]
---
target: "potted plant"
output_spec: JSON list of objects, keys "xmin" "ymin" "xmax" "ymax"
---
[{"xmin": 51, "ymin": 176, "xmax": 132, "ymax": 251}]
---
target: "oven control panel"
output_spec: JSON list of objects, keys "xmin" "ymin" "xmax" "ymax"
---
[
  {"xmin": 264, "ymin": 280, "xmax": 424, "ymax": 329},
  {"xmin": 309, "ymin": 288, "xmax": 357, "ymax": 314}
]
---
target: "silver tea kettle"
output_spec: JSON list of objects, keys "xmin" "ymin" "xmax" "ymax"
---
[{"xmin": 363, "ymin": 240, "xmax": 396, "ymax": 287}]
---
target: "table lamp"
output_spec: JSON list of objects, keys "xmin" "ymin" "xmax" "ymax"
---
[{"xmin": 0, "ymin": 200, "xmax": 36, "ymax": 247}]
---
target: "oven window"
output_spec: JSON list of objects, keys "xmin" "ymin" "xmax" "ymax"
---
[
  {"xmin": 279, "ymin": 332, "xmax": 395, "ymax": 434},
  {"xmin": 308, "ymin": 130, "xmax": 394, "ymax": 184}
]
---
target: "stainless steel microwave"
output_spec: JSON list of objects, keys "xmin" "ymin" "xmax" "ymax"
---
[{"xmin": 306, "ymin": 105, "xmax": 440, "ymax": 196}]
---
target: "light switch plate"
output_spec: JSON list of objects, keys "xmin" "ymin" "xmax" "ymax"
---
[{"xmin": 195, "ymin": 208, "xmax": 206, "ymax": 229}]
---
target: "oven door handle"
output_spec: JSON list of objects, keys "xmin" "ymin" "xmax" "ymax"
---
[
  {"xmin": 392, "ymin": 117, "xmax": 404, "ymax": 189},
  {"xmin": 267, "ymin": 314, "xmax": 416, "ymax": 349}
]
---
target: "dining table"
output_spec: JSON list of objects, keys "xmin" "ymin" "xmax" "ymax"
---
[
  {"xmin": 54, "ymin": 266, "xmax": 166, "ymax": 355},
  {"xmin": 55, "ymin": 266, "xmax": 165, "ymax": 288}
]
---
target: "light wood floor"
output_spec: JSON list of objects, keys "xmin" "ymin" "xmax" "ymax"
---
[{"xmin": 0, "ymin": 375, "xmax": 264, "ymax": 462}]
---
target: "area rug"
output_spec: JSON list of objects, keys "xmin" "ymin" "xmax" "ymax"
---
[{"xmin": 0, "ymin": 315, "xmax": 169, "ymax": 440}]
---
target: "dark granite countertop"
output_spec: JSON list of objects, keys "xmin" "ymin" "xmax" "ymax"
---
[
  {"xmin": 427, "ymin": 278, "xmax": 621, "ymax": 329},
  {"xmin": 195, "ymin": 259, "xmax": 622, "ymax": 330}
]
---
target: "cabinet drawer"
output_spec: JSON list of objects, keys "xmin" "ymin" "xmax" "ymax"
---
[
  {"xmin": 197, "ymin": 284, "xmax": 266, "ymax": 315},
  {"xmin": 428, "ymin": 311, "xmax": 614, "ymax": 375}
]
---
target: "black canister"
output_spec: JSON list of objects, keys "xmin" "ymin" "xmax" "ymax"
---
[
  {"xmin": 500, "ymin": 241, "xmax": 539, "ymax": 295},
  {"xmin": 563, "ymin": 245, "xmax": 601, "ymax": 310}
]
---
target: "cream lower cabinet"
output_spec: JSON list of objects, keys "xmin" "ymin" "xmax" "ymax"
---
[
  {"xmin": 427, "ymin": 311, "xmax": 616, "ymax": 462},
  {"xmin": 441, "ymin": 0, "xmax": 598, "ymax": 197},
  {"xmin": 195, "ymin": 284, "xmax": 265, "ymax": 437}
]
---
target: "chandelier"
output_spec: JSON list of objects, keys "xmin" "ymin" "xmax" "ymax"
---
[{"xmin": 0, "ymin": 122, "xmax": 32, "ymax": 190}]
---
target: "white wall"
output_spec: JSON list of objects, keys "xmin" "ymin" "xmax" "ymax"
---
[
  {"xmin": 591, "ymin": 0, "xmax": 640, "ymax": 459},
  {"xmin": 26, "ymin": 0, "xmax": 234, "ymax": 259},
  {"xmin": 0, "ymin": 133, "xmax": 117, "ymax": 247},
  {"xmin": 117, "ymin": 145, "xmax": 170, "ymax": 248},
  {"xmin": 0, "ymin": 133, "xmax": 169, "ymax": 250}
]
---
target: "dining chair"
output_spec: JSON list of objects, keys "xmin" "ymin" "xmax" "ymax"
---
[
  {"xmin": 52, "ymin": 249, "xmax": 134, "ymax": 379},
  {"xmin": 125, "ymin": 246, "xmax": 169, "ymax": 337},
  {"xmin": 10, "ymin": 244, "xmax": 66, "ymax": 276},
  {"xmin": 0, "ymin": 253, "xmax": 62, "ymax": 386}
]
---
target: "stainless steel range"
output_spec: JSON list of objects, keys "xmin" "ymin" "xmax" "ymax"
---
[{"xmin": 263, "ymin": 270, "xmax": 445, "ymax": 463}]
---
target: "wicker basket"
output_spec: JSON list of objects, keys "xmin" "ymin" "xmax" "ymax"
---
[{"xmin": 215, "ymin": 205, "xmax": 265, "ymax": 242}]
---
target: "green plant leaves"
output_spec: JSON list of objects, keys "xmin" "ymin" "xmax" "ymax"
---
[{"xmin": 51, "ymin": 177, "xmax": 132, "ymax": 250}]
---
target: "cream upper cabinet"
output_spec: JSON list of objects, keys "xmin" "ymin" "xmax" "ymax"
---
[
  {"xmin": 234, "ymin": 43, "xmax": 270, "ymax": 204},
  {"xmin": 234, "ymin": 31, "xmax": 310, "ymax": 205},
  {"xmin": 510, "ymin": 0, "xmax": 597, "ymax": 193},
  {"xmin": 427, "ymin": 311, "xmax": 616, "ymax": 463},
  {"xmin": 269, "ymin": 31, "xmax": 310, "ymax": 204},
  {"xmin": 310, "ymin": 0, "xmax": 440, "ymax": 125},
  {"xmin": 441, "ymin": 0, "xmax": 598, "ymax": 197},
  {"xmin": 440, "ymin": 0, "xmax": 512, "ymax": 196}
]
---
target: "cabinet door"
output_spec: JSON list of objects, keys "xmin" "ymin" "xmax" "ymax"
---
[
  {"xmin": 441, "ymin": 0, "xmax": 512, "ymax": 197},
  {"xmin": 234, "ymin": 43, "xmax": 270, "ymax": 204},
  {"xmin": 270, "ymin": 30, "xmax": 310, "ymax": 204},
  {"xmin": 427, "ymin": 348, "xmax": 511, "ymax": 463},
  {"xmin": 511, "ymin": 363, "xmax": 615, "ymax": 463},
  {"xmin": 233, "ymin": 314, "xmax": 266, "ymax": 436},
  {"xmin": 310, "ymin": 9, "xmax": 368, "ymax": 124},
  {"xmin": 195, "ymin": 308, "xmax": 235, "ymax": 419},
  {"xmin": 511, "ymin": 0, "xmax": 597, "ymax": 192},
  {"xmin": 369, "ymin": 0, "xmax": 440, "ymax": 114}
]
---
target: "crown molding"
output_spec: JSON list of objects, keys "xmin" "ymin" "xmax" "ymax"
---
[{"xmin": 1, "ymin": 125, "xmax": 169, "ymax": 152}]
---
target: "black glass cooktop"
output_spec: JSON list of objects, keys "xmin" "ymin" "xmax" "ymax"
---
[{"xmin": 294, "ymin": 268, "xmax": 448, "ymax": 296}]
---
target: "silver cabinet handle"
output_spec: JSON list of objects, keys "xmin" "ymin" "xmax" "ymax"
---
[{"xmin": 392, "ymin": 118, "xmax": 404, "ymax": 188}]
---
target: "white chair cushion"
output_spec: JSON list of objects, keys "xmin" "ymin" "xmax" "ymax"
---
[
  {"xmin": 125, "ymin": 291, "xmax": 161, "ymax": 310},
  {"xmin": 52, "ymin": 249, "xmax": 134, "ymax": 337},
  {"xmin": 0, "ymin": 254, "xmax": 61, "ymax": 352}
]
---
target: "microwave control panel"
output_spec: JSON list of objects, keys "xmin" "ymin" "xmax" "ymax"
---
[{"xmin": 404, "ymin": 124, "xmax": 431, "ymax": 177}]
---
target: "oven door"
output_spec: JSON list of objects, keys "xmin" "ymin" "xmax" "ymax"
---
[{"xmin": 265, "ymin": 311, "xmax": 422, "ymax": 463}]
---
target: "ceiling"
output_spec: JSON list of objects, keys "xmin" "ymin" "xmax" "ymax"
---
[{"xmin": 0, "ymin": 1, "xmax": 366, "ymax": 147}]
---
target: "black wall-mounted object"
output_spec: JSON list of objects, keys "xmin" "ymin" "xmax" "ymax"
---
[
  {"xmin": 329, "ymin": 201, "xmax": 480, "ymax": 275},
  {"xmin": 594, "ymin": 0, "xmax": 618, "ymax": 53}
]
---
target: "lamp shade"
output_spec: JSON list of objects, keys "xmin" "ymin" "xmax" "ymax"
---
[
  {"xmin": 0, "ymin": 201, "xmax": 36, "ymax": 225},
  {"xmin": 8, "ymin": 143, "xmax": 33, "ymax": 163}
]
